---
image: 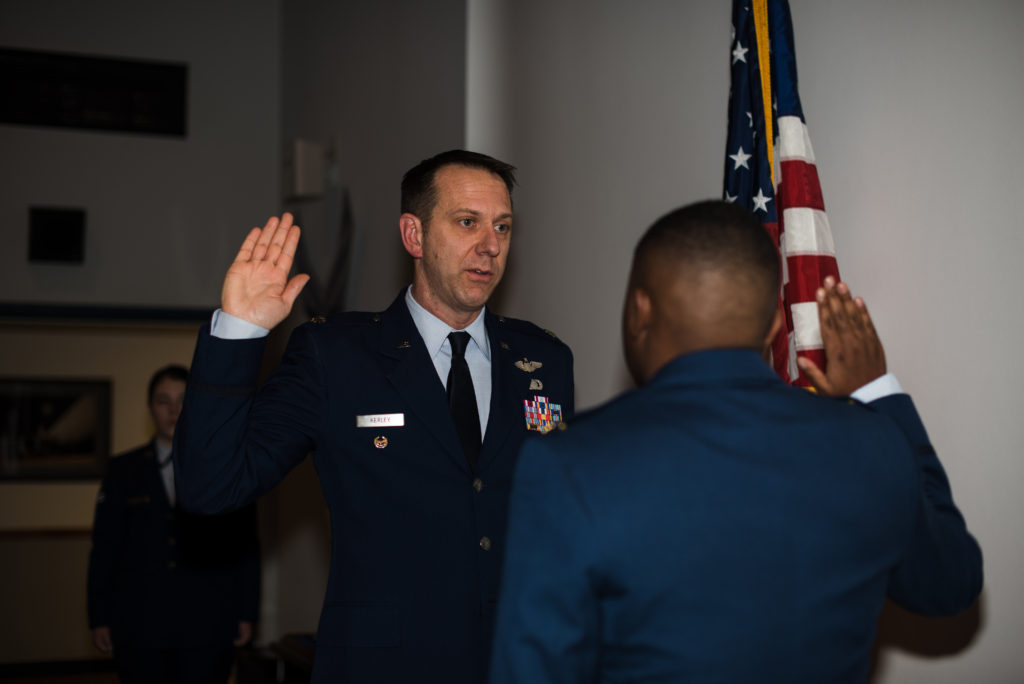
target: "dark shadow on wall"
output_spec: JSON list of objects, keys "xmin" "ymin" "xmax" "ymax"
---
[{"xmin": 868, "ymin": 593, "xmax": 985, "ymax": 682}]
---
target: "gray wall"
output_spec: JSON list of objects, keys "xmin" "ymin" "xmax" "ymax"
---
[
  {"xmin": 0, "ymin": 0, "xmax": 282, "ymax": 662},
  {"xmin": 468, "ymin": 1, "xmax": 1022, "ymax": 682},
  {"xmin": 281, "ymin": 0, "xmax": 467, "ymax": 314},
  {"xmin": 0, "ymin": 0, "xmax": 281, "ymax": 309}
]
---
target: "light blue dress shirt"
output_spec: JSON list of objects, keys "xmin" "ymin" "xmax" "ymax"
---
[
  {"xmin": 403, "ymin": 287, "xmax": 492, "ymax": 436},
  {"xmin": 210, "ymin": 286, "xmax": 493, "ymax": 436}
]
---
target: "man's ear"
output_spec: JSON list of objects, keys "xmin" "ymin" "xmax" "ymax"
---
[
  {"xmin": 761, "ymin": 307, "xmax": 785, "ymax": 359},
  {"xmin": 624, "ymin": 286, "xmax": 652, "ymax": 341},
  {"xmin": 399, "ymin": 213, "xmax": 423, "ymax": 258}
]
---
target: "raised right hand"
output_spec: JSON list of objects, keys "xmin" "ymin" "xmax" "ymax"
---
[{"xmin": 221, "ymin": 213, "xmax": 310, "ymax": 329}]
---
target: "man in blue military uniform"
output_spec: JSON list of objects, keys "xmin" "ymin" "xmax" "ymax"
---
[
  {"xmin": 174, "ymin": 150, "xmax": 574, "ymax": 682},
  {"xmin": 88, "ymin": 364, "xmax": 260, "ymax": 684},
  {"xmin": 491, "ymin": 201, "xmax": 982, "ymax": 683}
]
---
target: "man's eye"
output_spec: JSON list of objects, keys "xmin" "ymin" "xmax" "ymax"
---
[
  {"xmin": 459, "ymin": 218, "xmax": 474, "ymax": 227},
  {"xmin": 495, "ymin": 223, "xmax": 510, "ymax": 234}
]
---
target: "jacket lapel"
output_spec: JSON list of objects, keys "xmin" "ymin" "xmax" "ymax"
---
[
  {"xmin": 377, "ymin": 292, "xmax": 469, "ymax": 474},
  {"xmin": 479, "ymin": 311, "xmax": 516, "ymax": 473}
]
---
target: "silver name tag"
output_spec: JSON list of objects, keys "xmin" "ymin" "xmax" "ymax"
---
[{"xmin": 356, "ymin": 413, "xmax": 405, "ymax": 428}]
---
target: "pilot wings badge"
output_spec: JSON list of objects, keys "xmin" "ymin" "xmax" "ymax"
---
[{"xmin": 515, "ymin": 358, "xmax": 543, "ymax": 373}]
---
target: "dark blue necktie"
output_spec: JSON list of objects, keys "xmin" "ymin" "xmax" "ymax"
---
[{"xmin": 447, "ymin": 331, "xmax": 481, "ymax": 470}]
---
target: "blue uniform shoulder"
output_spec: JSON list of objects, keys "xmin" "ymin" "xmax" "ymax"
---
[
  {"xmin": 490, "ymin": 313, "xmax": 570, "ymax": 351},
  {"xmin": 102, "ymin": 443, "xmax": 157, "ymax": 484},
  {"xmin": 554, "ymin": 387, "xmax": 637, "ymax": 435},
  {"xmin": 301, "ymin": 310, "xmax": 383, "ymax": 329},
  {"xmin": 112, "ymin": 442, "xmax": 154, "ymax": 464},
  {"xmin": 293, "ymin": 311, "xmax": 389, "ymax": 345}
]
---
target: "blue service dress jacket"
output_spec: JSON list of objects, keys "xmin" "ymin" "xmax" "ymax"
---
[
  {"xmin": 491, "ymin": 349, "xmax": 982, "ymax": 684},
  {"xmin": 174, "ymin": 290, "xmax": 574, "ymax": 683},
  {"xmin": 87, "ymin": 441, "xmax": 260, "ymax": 649}
]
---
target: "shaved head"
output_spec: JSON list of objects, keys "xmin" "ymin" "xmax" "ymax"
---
[{"xmin": 623, "ymin": 201, "xmax": 782, "ymax": 385}]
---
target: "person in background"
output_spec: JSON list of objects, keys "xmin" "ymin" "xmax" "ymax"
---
[
  {"xmin": 490, "ymin": 200, "xmax": 982, "ymax": 683},
  {"xmin": 88, "ymin": 364, "xmax": 260, "ymax": 684}
]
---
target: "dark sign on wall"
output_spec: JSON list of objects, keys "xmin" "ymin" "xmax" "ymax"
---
[{"xmin": 0, "ymin": 47, "xmax": 188, "ymax": 137}]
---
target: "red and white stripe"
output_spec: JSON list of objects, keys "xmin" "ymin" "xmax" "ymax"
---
[{"xmin": 775, "ymin": 115, "xmax": 840, "ymax": 385}]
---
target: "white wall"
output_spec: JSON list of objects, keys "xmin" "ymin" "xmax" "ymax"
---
[
  {"xmin": 0, "ymin": 0, "xmax": 281, "ymax": 310},
  {"xmin": 468, "ymin": 0, "xmax": 1023, "ymax": 681}
]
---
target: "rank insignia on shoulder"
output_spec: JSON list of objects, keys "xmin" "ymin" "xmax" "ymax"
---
[
  {"xmin": 543, "ymin": 329, "xmax": 558, "ymax": 339},
  {"xmin": 515, "ymin": 358, "xmax": 543, "ymax": 373},
  {"xmin": 374, "ymin": 435, "xmax": 388, "ymax": 449},
  {"xmin": 523, "ymin": 395, "xmax": 563, "ymax": 433},
  {"xmin": 311, "ymin": 315, "xmax": 326, "ymax": 324}
]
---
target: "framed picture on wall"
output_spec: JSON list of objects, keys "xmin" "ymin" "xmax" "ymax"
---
[{"xmin": 0, "ymin": 378, "xmax": 111, "ymax": 479}]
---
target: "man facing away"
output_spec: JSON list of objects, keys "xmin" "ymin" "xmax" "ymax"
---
[
  {"xmin": 491, "ymin": 200, "xmax": 982, "ymax": 683},
  {"xmin": 88, "ymin": 364, "xmax": 259, "ymax": 684},
  {"xmin": 173, "ymin": 150, "xmax": 574, "ymax": 682}
]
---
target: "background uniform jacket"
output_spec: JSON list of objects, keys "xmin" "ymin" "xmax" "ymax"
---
[
  {"xmin": 87, "ymin": 441, "xmax": 260, "ymax": 649},
  {"xmin": 491, "ymin": 349, "xmax": 982, "ymax": 684},
  {"xmin": 174, "ymin": 290, "xmax": 574, "ymax": 683}
]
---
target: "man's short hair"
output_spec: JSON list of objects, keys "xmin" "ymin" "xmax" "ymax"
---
[
  {"xmin": 401, "ymin": 150, "xmax": 517, "ymax": 225},
  {"xmin": 634, "ymin": 200, "xmax": 781, "ymax": 320},
  {"xmin": 147, "ymin": 364, "xmax": 189, "ymax": 403}
]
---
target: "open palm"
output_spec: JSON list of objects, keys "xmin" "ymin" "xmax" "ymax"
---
[{"xmin": 221, "ymin": 213, "xmax": 310, "ymax": 329}]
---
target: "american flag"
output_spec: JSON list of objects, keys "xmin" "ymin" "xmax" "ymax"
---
[{"xmin": 723, "ymin": 0, "xmax": 839, "ymax": 385}]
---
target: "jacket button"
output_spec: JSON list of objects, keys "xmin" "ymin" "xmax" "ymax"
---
[
  {"xmin": 479, "ymin": 536, "xmax": 492, "ymax": 551},
  {"xmin": 472, "ymin": 478, "xmax": 483, "ymax": 493},
  {"xmin": 168, "ymin": 561, "xmax": 176, "ymax": 570},
  {"xmin": 168, "ymin": 537, "xmax": 176, "ymax": 546}
]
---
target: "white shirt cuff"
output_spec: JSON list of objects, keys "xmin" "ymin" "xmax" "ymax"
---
[
  {"xmin": 850, "ymin": 372, "xmax": 904, "ymax": 403},
  {"xmin": 210, "ymin": 309, "xmax": 270, "ymax": 340}
]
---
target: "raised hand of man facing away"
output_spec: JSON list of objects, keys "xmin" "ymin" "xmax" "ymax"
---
[{"xmin": 797, "ymin": 275, "xmax": 887, "ymax": 397}]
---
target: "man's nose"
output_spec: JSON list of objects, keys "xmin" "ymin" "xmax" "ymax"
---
[{"xmin": 478, "ymin": 226, "xmax": 500, "ymax": 256}]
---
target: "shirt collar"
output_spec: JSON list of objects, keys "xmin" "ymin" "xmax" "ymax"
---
[
  {"xmin": 154, "ymin": 439, "xmax": 173, "ymax": 466},
  {"xmin": 405, "ymin": 285, "xmax": 491, "ymax": 361}
]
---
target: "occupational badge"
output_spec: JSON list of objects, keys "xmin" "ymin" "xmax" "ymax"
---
[
  {"xmin": 515, "ymin": 358, "xmax": 543, "ymax": 373},
  {"xmin": 523, "ymin": 395, "xmax": 562, "ymax": 433},
  {"xmin": 373, "ymin": 435, "xmax": 388, "ymax": 449},
  {"xmin": 529, "ymin": 378, "xmax": 543, "ymax": 391}
]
